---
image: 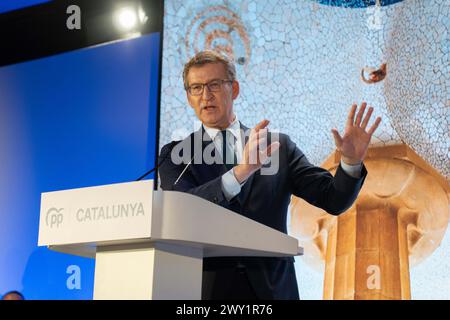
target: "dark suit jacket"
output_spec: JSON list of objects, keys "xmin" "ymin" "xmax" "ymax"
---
[{"xmin": 158, "ymin": 124, "xmax": 367, "ymax": 299}]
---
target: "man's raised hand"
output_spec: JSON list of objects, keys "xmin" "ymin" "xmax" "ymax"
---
[
  {"xmin": 331, "ymin": 102, "xmax": 381, "ymax": 165},
  {"xmin": 234, "ymin": 119, "xmax": 280, "ymax": 183}
]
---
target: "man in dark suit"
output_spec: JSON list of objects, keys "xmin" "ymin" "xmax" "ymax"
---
[{"xmin": 159, "ymin": 51, "xmax": 381, "ymax": 300}]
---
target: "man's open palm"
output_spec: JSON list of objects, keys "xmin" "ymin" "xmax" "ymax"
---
[{"xmin": 331, "ymin": 102, "xmax": 382, "ymax": 164}]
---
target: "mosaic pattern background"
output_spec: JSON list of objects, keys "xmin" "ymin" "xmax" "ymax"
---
[{"xmin": 160, "ymin": 0, "xmax": 449, "ymax": 299}]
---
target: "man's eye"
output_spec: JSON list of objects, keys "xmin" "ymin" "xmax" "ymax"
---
[
  {"xmin": 209, "ymin": 82, "xmax": 220, "ymax": 89},
  {"xmin": 191, "ymin": 85, "xmax": 202, "ymax": 91}
]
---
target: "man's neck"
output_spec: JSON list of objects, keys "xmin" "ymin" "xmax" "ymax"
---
[{"xmin": 203, "ymin": 114, "xmax": 237, "ymax": 131}]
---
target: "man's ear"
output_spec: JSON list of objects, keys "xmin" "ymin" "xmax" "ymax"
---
[
  {"xmin": 231, "ymin": 80, "xmax": 240, "ymax": 100},
  {"xmin": 186, "ymin": 90, "xmax": 194, "ymax": 109}
]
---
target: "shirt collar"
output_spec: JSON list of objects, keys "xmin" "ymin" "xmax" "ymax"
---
[{"xmin": 203, "ymin": 114, "xmax": 241, "ymax": 141}]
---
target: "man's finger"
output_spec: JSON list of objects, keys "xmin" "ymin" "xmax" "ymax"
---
[
  {"xmin": 361, "ymin": 106, "xmax": 374, "ymax": 129},
  {"xmin": 258, "ymin": 137, "xmax": 268, "ymax": 150},
  {"xmin": 248, "ymin": 135, "xmax": 258, "ymax": 164},
  {"xmin": 260, "ymin": 142, "xmax": 281, "ymax": 164},
  {"xmin": 355, "ymin": 102, "xmax": 367, "ymax": 126},
  {"xmin": 367, "ymin": 117, "xmax": 382, "ymax": 136},
  {"xmin": 249, "ymin": 128, "xmax": 258, "ymax": 141},
  {"xmin": 331, "ymin": 129, "xmax": 343, "ymax": 148},
  {"xmin": 254, "ymin": 119, "xmax": 270, "ymax": 131},
  {"xmin": 257, "ymin": 133, "xmax": 268, "ymax": 142},
  {"xmin": 266, "ymin": 141, "xmax": 280, "ymax": 156},
  {"xmin": 257, "ymin": 128, "xmax": 268, "ymax": 140},
  {"xmin": 346, "ymin": 104, "xmax": 357, "ymax": 128}
]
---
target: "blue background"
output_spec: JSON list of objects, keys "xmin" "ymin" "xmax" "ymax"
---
[
  {"xmin": 0, "ymin": 32, "xmax": 160, "ymax": 299},
  {"xmin": 0, "ymin": 0, "xmax": 51, "ymax": 14}
]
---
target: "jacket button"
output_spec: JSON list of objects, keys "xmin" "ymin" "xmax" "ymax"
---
[{"xmin": 213, "ymin": 197, "xmax": 218, "ymax": 203}]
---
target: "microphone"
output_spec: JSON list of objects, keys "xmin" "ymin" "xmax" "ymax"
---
[
  {"xmin": 172, "ymin": 135, "xmax": 214, "ymax": 187},
  {"xmin": 135, "ymin": 141, "xmax": 179, "ymax": 181},
  {"xmin": 173, "ymin": 155, "xmax": 195, "ymax": 186},
  {"xmin": 135, "ymin": 157, "xmax": 167, "ymax": 181}
]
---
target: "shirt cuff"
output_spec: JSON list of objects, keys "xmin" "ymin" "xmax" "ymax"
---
[
  {"xmin": 340, "ymin": 159, "xmax": 362, "ymax": 179},
  {"xmin": 221, "ymin": 168, "xmax": 244, "ymax": 201}
]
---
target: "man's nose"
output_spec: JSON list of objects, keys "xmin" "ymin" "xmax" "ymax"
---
[{"xmin": 201, "ymin": 85, "xmax": 214, "ymax": 100}]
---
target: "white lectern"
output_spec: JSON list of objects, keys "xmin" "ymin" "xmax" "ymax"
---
[{"xmin": 38, "ymin": 180, "xmax": 303, "ymax": 300}]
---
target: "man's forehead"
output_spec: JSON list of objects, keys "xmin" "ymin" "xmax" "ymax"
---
[{"xmin": 187, "ymin": 63, "xmax": 227, "ymax": 82}]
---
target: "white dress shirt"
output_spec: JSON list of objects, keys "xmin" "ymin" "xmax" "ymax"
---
[
  {"xmin": 203, "ymin": 115, "xmax": 244, "ymax": 201},
  {"xmin": 203, "ymin": 116, "xmax": 362, "ymax": 201}
]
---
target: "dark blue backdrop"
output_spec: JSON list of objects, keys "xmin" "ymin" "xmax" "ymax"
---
[
  {"xmin": 0, "ymin": 32, "xmax": 160, "ymax": 299},
  {"xmin": 0, "ymin": 0, "xmax": 51, "ymax": 14}
]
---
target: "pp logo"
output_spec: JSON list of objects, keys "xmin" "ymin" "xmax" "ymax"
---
[{"xmin": 46, "ymin": 208, "xmax": 64, "ymax": 228}]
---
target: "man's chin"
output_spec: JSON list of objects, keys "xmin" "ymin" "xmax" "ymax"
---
[{"xmin": 201, "ymin": 116, "xmax": 220, "ymax": 127}]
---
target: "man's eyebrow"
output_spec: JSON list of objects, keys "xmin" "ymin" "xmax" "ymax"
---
[{"xmin": 189, "ymin": 78, "xmax": 221, "ymax": 85}]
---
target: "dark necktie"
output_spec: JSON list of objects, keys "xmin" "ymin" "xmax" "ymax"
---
[{"xmin": 220, "ymin": 130, "xmax": 237, "ymax": 170}]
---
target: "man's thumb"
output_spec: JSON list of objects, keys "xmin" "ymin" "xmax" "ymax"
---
[{"xmin": 331, "ymin": 129, "xmax": 343, "ymax": 148}]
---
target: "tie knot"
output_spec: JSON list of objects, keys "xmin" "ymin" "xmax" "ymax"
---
[
  {"xmin": 221, "ymin": 129, "xmax": 235, "ymax": 144},
  {"xmin": 220, "ymin": 129, "xmax": 229, "ymax": 137}
]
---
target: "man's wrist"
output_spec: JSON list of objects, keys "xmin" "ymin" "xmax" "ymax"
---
[
  {"xmin": 340, "ymin": 159, "xmax": 362, "ymax": 178},
  {"xmin": 233, "ymin": 164, "xmax": 257, "ymax": 184},
  {"xmin": 341, "ymin": 155, "xmax": 362, "ymax": 166},
  {"xmin": 221, "ymin": 169, "xmax": 242, "ymax": 201}
]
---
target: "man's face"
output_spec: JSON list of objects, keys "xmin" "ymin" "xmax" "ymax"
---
[
  {"xmin": 186, "ymin": 62, "xmax": 239, "ymax": 130},
  {"xmin": 2, "ymin": 293, "xmax": 23, "ymax": 300}
]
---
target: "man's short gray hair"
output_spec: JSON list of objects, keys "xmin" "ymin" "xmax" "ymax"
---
[{"xmin": 182, "ymin": 50, "xmax": 237, "ymax": 89}]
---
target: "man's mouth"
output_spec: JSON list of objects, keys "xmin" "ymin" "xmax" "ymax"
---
[{"xmin": 202, "ymin": 105, "xmax": 216, "ymax": 110}]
